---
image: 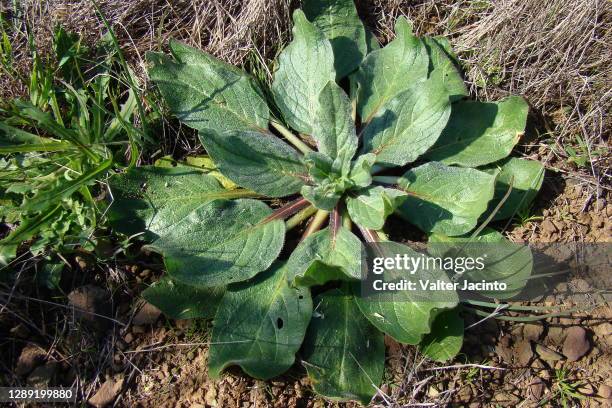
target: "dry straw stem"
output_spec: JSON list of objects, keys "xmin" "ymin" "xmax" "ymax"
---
[{"xmin": 0, "ymin": 0, "xmax": 609, "ymax": 180}]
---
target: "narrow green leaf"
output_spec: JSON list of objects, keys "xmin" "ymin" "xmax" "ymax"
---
[
  {"xmin": 302, "ymin": 289, "xmax": 384, "ymax": 405},
  {"xmin": 23, "ymin": 158, "xmax": 112, "ymax": 213},
  {"xmin": 13, "ymin": 100, "xmax": 98, "ymax": 159},
  {"xmin": 272, "ymin": 10, "xmax": 335, "ymax": 135},
  {"xmin": 312, "ymin": 81, "xmax": 357, "ymax": 171},
  {"xmin": 419, "ymin": 308, "xmax": 464, "ymax": 362},
  {"xmin": 482, "ymin": 157, "xmax": 545, "ymax": 221},
  {"xmin": 147, "ymin": 41, "xmax": 269, "ymax": 134},
  {"xmin": 396, "ymin": 162, "xmax": 496, "ymax": 236},
  {"xmin": 0, "ymin": 205, "xmax": 62, "ymax": 266},
  {"xmin": 208, "ymin": 262, "xmax": 312, "ymax": 380},
  {"xmin": 287, "ymin": 226, "xmax": 362, "ymax": 286},
  {"xmin": 142, "ymin": 276, "xmax": 225, "ymax": 320},
  {"xmin": 361, "ymin": 69, "xmax": 451, "ymax": 166},
  {"xmin": 429, "ymin": 228, "xmax": 533, "ymax": 299},
  {"xmin": 356, "ymin": 17, "xmax": 429, "ymax": 123},
  {"xmin": 146, "ymin": 199, "xmax": 285, "ymax": 287},
  {"xmin": 425, "ymin": 96, "xmax": 529, "ymax": 167},
  {"xmin": 0, "ymin": 122, "xmax": 73, "ymax": 153},
  {"xmin": 201, "ymin": 130, "xmax": 308, "ymax": 197},
  {"xmin": 355, "ymin": 242, "xmax": 458, "ymax": 344},
  {"xmin": 346, "ymin": 186, "xmax": 407, "ymax": 230},
  {"xmin": 108, "ymin": 166, "xmax": 252, "ymax": 238},
  {"xmin": 303, "ymin": 0, "xmax": 367, "ymax": 79},
  {"xmin": 423, "ymin": 37, "xmax": 468, "ymax": 102}
]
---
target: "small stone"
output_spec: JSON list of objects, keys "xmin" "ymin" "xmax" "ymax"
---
[
  {"xmin": 535, "ymin": 344, "xmax": 564, "ymax": 362},
  {"xmin": 577, "ymin": 383, "xmax": 595, "ymax": 396},
  {"xmin": 427, "ymin": 385, "xmax": 440, "ymax": 398},
  {"xmin": 15, "ymin": 344, "xmax": 47, "ymax": 376},
  {"xmin": 598, "ymin": 384, "xmax": 612, "ymax": 399},
  {"xmin": 547, "ymin": 326, "xmax": 567, "ymax": 346},
  {"xmin": 123, "ymin": 333, "xmax": 134, "ymax": 344},
  {"xmin": 562, "ymin": 326, "xmax": 590, "ymax": 361},
  {"xmin": 529, "ymin": 377, "xmax": 546, "ymax": 400},
  {"xmin": 67, "ymin": 285, "xmax": 111, "ymax": 334},
  {"xmin": 132, "ymin": 325, "xmax": 145, "ymax": 334},
  {"xmin": 133, "ymin": 301, "xmax": 162, "ymax": 325},
  {"xmin": 514, "ymin": 340, "xmax": 533, "ymax": 366},
  {"xmin": 88, "ymin": 377, "xmax": 124, "ymax": 408},
  {"xmin": 593, "ymin": 322, "xmax": 612, "ymax": 342},
  {"xmin": 541, "ymin": 219, "xmax": 557, "ymax": 233},
  {"xmin": 523, "ymin": 323, "xmax": 544, "ymax": 341}
]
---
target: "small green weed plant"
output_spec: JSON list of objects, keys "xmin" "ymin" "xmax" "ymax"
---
[{"xmin": 0, "ymin": 26, "xmax": 144, "ymax": 270}]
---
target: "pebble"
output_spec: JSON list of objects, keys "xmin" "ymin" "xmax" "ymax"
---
[
  {"xmin": 515, "ymin": 340, "xmax": 534, "ymax": 366},
  {"xmin": 562, "ymin": 326, "xmax": 590, "ymax": 361},
  {"xmin": 540, "ymin": 219, "xmax": 557, "ymax": 234},
  {"xmin": 598, "ymin": 384, "xmax": 612, "ymax": 399},
  {"xmin": 529, "ymin": 377, "xmax": 546, "ymax": 400},
  {"xmin": 535, "ymin": 344, "xmax": 564, "ymax": 361},
  {"xmin": 523, "ymin": 323, "xmax": 544, "ymax": 341}
]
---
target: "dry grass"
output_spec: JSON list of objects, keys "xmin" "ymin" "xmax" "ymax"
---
[{"xmin": 1, "ymin": 0, "xmax": 608, "ymax": 182}]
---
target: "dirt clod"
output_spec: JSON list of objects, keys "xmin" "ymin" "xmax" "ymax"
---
[
  {"xmin": 132, "ymin": 301, "xmax": 162, "ymax": 325},
  {"xmin": 535, "ymin": 344, "xmax": 564, "ymax": 362},
  {"xmin": 562, "ymin": 326, "xmax": 590, "ymax": 361},
  {"xmin": 598, "ymin": 384, "xmax": 612, "ymax": 399},
  {"xmin": 67, "ymin": 285, "xmax": 111, "ymax": 333},
  {"xmin": 15, "ymin": 344, "xmax": 47, "ymax": 376},
  {"xmin": 528, "ymin": 377, "xmax": 546, "ymax": 400},
  {"xmin": 88, "ymin": 376, "xmax": 125, "ymax": 408}
]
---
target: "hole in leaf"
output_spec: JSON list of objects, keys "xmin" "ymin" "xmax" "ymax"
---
[
  {"xmin": 298, "ymin": 295, "xmax": 304, "ymax": 300},
  {"xmin": 277, "ymin": 318, "xmax": 284, "ymax": 329}
]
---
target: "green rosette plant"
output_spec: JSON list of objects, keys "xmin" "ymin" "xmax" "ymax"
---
[{"xmin": 108, "ymin": 0, "xmax": 544, "ymax": 403}]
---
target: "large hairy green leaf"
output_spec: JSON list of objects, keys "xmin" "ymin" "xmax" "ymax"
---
[
  {"xmin": 396, "ymin": 162, "xmax": 496, "ymax": 236},
  {"xmin": 146, "ymin": 199, "xmax": 285, "ymax": 287},
  {"xmin": 355, "ymin": 17, "xmax": 429, "ymax": 123},
  {"xmin": 429, "ymin": 228, "xmax": 533, "ymax": 299},
  {"xmin": 355, "ymin": 242, "xmax": 458, "ymax": 344},
  {"xmin": 148, "ymin": 41, "xmax": 269, "ymax": 134},
  {"xmin": 142, "ymin": 276, "xmax": 225, "ymax": 320},
  {"xmin": 208, "ymin": 262, "xmax": 312, "ymax": 380},
  {"xmin": 272, "ymin": 10, "xmax": 335, "ymax": 135},
  {"xmin": 482, "ymin": 157, "xmax": 545, "ymax": 221},
  {"xmin": 425, "ymin": 96, "xmax": 528, "ymax": 167},
  {"xmin": 108, "ymin": 166, "xmax": 253, "ymax": 238},
  {"xmin": 287, "ymin": 226, "xmax": 362, "ymax": 286},
  {"xmin": 419, "ymin": 308, "xmax": 464, "ymax": 361},
  {"xmin": 312, "ymin": 81, "xmax": 357, "ymax": 171},
  {"xmin": 423, "ymin": 37, "xmax": 468, "ymax": 102},
  {"xmin": 346, "ymin": 186, "xmax": 406, "ymax": 230},
  {"xmin": 360, "ymin": 69, "xmax": 451, "ymax": 166},
  {"xmin": 201, "ymin": 130, "xmax": 308, "ymax": 197},
  {"xmin": 303, "ymin": 0, "xmax": 367, "ymax": 79},
  {"xmin": 302, "ymin": 289, "xmax": 384, "ymax": 405}
]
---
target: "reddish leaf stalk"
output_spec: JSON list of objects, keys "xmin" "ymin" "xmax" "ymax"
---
[{"xmin": 262, "ymin": 197, "xmax": 310, "ymax": 224}]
